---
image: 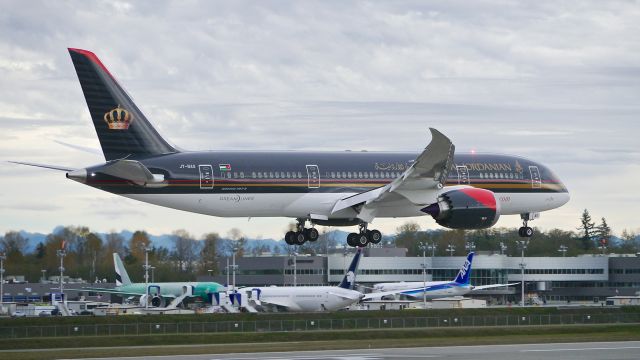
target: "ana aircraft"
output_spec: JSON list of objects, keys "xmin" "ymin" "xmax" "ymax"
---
[
  {"xmin": 11, "ymin": 49, "xmax": 570, "ymax": 247},
  {"xmin": 363, "ymin": 253, "xmax": 517, "ymax": 301},
  {"xmin": 247, "ymin": 247, "xmax": 364, "ymax": 312},
  {"xmin": 77, "ymin": 253, "xmax": 224, "ymax": 308}
]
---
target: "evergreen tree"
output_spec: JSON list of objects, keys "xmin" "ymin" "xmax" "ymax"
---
[
  {"xmin": 576, "ymin": 209, "xmax": 596, "ymax": 250},
  {"xmin": 596, "ymin": 217, "xmax": 611, "ymax": 247}
]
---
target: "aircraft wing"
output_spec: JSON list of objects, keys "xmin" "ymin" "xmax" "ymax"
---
[
  {"xmin": 68, "ymin": 286, "xmax": 176, "ymax": 298},
  {"xmin": 328, "ymin": 291, "xmax": 364, "ymax": 301},
  {"xmin": 331, "ymin": 128, "xmax": 455, "ymax": 222},
  {"xmin": 257, "ymin": 297, "xmax": 300, "ymax": 311},
  {"xmin": 362, "ymin": 286, "xmax": 426, "ymax": 301},
  {"xmin": 471, "ymin": 283, "xmax": 520, "ymax": 291}
]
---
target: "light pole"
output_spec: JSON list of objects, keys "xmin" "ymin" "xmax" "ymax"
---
[
  {"xmin": 0, "ymin": 253, "xmax": 5, "ymax": 312},
  {"xmin": 41, "ymin": 269, "xmax": 47, "ymax": 283},
  {"xmin": 143, "ymin": 247, "xmax": 151, "ymax": 309},
  {"xmin": 342, "ymin": 245, "xmax": 349, "ymax": 275},
  {"xmin": 226, "ymin": 258, "xmax": 230, "ymax": 290},
  {"xmin": 465, "ymin": 241, "xmax": 476, "ymax": 254},
  {"xmin": 292, "ymin": 252, "xmax": 298, "ymax": 287},
  {"xmin": 446, "ymin": 244, "xmax": 456, "ymax": 257},
  {"xmin": 558, "ymin": 245, "xmax": 568, "ymax": 257},
  {"xmin": 207, "ymin": 269, "xmax": 213, "ymax": 279},
  {"xmin": 499, "ymin": 242, "xmax": 507, "ymax": 255},
  {"xmin": 150, "ymin": 266, "xmax": 156, "ymax": 283},
  {"xmin": 231, "ymin": 246, "xmax": 239, "ymax": 290},
  {"xmin": 427, "ymin": 242, "xmax": 437, "ymax": 257},
  {"xmin": 418, "ymin": 242, "xmax": 428, "ymax": 310},
  {"xmin": 56, "ymin": 249, "xmax": 66, "ymax": 302},
  {"xmin": 517, "ymin": 240, "xmax": 528, "ymax": 307}
]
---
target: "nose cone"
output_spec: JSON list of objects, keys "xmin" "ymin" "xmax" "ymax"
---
[
  {"xmin": 541, "ymin": 163, "xmax": 570, "ymax": 208},
  {"xmin": 66, "ymin": 168, "xmax": 87, "ymax": 183},
  {"xmin": 557, "ymin": 190, "xmax": 571, "ymax": 207}
]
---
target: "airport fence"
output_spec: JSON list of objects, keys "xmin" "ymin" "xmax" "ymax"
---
[{"xmin": 1, "ymin": 312, "xmax": 640, "ymax": 339}]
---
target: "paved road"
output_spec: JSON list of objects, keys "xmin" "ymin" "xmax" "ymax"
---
[{"xmin": 78, "ymin": 341, "xmax": 640, "ymax": 360}]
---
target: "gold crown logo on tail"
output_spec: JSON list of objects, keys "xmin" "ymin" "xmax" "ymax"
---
[{"xmin": 104, "ymin": 105, "xmax": 133, "ymax": 130}]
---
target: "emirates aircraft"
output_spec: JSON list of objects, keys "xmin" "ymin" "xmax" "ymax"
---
[{"xmin": 11, "ymin": 49, "xmax": 570, "ymax": 247}]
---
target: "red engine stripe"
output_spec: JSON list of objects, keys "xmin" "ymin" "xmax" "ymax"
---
[{"xmin": 460, "ymin": 188, "xmax": 496, "ymax": 210}]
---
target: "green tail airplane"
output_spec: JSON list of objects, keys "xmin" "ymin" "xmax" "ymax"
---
[{"xmin": 78, "ymin": 253, "xmax": 225, "ymax": 307}]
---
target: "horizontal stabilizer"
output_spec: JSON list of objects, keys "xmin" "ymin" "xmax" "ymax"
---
[{"xmin": 8, "ymin": 161, "xmax": 75, "ymax": 172}]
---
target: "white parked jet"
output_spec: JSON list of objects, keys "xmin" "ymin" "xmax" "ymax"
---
[
  {"xmin": 363, "ymin": 253, "xmax": 517, "ymax": 301},
  {"xmin": 247, "ymin": 248, "xmax": 364, "ymax": 312}
]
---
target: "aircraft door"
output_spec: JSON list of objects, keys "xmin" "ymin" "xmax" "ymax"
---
[
  {"xmin": 199, "ymin": 165, "xmax": 214, "ymax": 189},
  {"xmin": 529, "ymin": 166, "xmax": 541, "ymax": 189},
  {"xmin": 456, "ymin": 165, "xmax": 470, "ymax": 185},
  {"xmin": 306, "ymin": 165, "xmax": 320, "ymax": 188}
]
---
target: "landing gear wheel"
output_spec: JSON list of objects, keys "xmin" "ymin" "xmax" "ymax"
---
[
  {"xmin": 367, "ymin": 230, "xmax": 382, "ymax": 244},
  {"xmin": 285, "ymin": 231, "xmax": 296, "ymax": 245},
  {"xmin": 294, "ymin": 231, "xmax": 307, "ymax": 245},
  {"xmin": 518, "ymin": 226, "xmax": 534, "ymax": 238},
  {"xmin": 356, "ymin": 233, "xmax": 369, "ymax": 247},
  {"xmin": 347, "ymin": 233, "xmax": 358, "ymax": 247},
  {"xmin": 306, "ymin": 228, "xmax": 319, "ymax": 242},
  {"xmin": 524, "ymin": 227, "xmax": 533, "ymax": 237}
]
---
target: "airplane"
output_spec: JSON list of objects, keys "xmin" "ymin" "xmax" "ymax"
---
[
  {"xmin": 246, "ymin": 247, "xmax": 364, "ymax": 312},
  {"xmin": 363, "ymin": 252, "xmax": 518, "ymax": 301},
  {"xmin": 10, "ymin": 49, "xmax": 570, "ymax": 247},
  {"xmin": 74, "ymin": 253, "xmax": 225, "ymax": 308}
]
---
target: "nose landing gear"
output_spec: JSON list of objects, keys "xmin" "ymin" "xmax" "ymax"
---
[{"xmin": 518, "ymin": 213, "xmax": 539, "ymax": 238}]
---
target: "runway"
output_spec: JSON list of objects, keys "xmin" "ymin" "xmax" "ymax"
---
[{"xmin": 77, "ymin": 341, "xmax": 640, "ymax": 360}]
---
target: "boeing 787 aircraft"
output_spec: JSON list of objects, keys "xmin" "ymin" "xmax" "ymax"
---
[
  {"xmin": 363, "ymin": 253, "xmax": 517, "ymax": 301},
  {"xmin": 74, "ymin": 253, "xmax": 225, "ymax": 308},
  {"xmin": 11, "ymin": 49, "xmax": 569, "ymax": 247},
  {"xmin": 247, "ymin": 247, "xmax": 364, "ymax": 312}
]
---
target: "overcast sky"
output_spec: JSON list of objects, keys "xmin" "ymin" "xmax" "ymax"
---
[{"xmin": 1, "ymin": 0, "xmax": 638, "ymax": 239}]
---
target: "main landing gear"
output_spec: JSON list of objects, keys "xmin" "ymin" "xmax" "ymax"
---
[
  {"xmin": 518, "ymin": 213, "xmax": 538, "ymax": 238},
  {"xmin": 346, "ymin": 223, "xmax": 382, "ymax": 248},
  {"xmin": 284, "ymin": 218, "xmax": 319, "ymax": 245}
]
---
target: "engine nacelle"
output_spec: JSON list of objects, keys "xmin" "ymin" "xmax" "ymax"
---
[
  {"xmin": 139, "ymin": 294, "xmax": 164, "ymax": 307},
  {"xmin": 422, "ymin": 188, "xmax": 500, "ymax": 229}
]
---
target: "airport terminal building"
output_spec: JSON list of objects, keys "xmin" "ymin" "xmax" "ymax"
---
[
  {"xmin": 3, "ymin": 250, "xmax": 639, "ymax": 305},
  {"xmin": 207, "ymin": 249, "xmax": 640, "ymax": 304}
]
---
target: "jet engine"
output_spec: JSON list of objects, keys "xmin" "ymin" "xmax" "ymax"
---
[
  {"xmin": 139, "ymin": 294, "xmax": 165, "ymax": 307},
  {"xmin": 422, "ymin": 188, "xmax": 500, "ymax": 229}
]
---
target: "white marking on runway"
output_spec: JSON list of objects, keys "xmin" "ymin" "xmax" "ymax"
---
[
  {"xmin": 215, "ymin": 355, "xmax": 438, "ymax": 360},
  {"xmin": 522, "ymin": 346, "xmax": 640, "ymax": 352}
]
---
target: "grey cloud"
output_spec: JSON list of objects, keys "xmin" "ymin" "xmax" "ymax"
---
[{"xmin": 1, "ymin": 0, "xmax": 639, "ymax": 237}]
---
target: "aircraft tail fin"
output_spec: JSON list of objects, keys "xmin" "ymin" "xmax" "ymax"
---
[
  {"xmin": 453, "ymin": 252, "xmax": 474, "ymax": 285},
  {"xmin": 338, "ymin": 247, "xmax": 363, "ymax": 290},
  {"xmin": 68, "ymin": 48, "xmax": 177, "ymax": 161},
  {"xmin": 113, "ymin": 253, "xmax": 132, "ymax": 287}
]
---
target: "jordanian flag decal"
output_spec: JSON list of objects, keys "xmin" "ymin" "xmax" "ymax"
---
[{"xmin": 219, "ymin": 164, "xmax": 231, "ymax": 172}]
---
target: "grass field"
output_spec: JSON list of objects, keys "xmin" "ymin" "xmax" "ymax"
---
[
  {"xmin": 2, "ymin": 305, "xmax": 638, "ymax": 327},
  {"xmin": 1, "ymin": 323, "xmax": 639, "ymax": 360}
]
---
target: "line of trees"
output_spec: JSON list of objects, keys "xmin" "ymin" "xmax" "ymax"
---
[
  {"xmin": 396, "ymin": 209, "xmax": 639, "ymax": 257},
  {"xmin": 1, "ymin": 209, "xmax": 638, "ymax": 283}
]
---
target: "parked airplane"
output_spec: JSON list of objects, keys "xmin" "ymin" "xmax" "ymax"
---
[
  {"xmin": 75, "ymin": 253, "xmax": 225, "ymax": 308},
  {"xmin": 10, "ymin": 49, "xmax": 570, "ymax": 247},
  {"xmin": 246, "ymin": 247, "xmax": 364, "ymax": 312},
  {"xmin": 363, "ymin": 253, "xmax": 517, "ymax": 300}
]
